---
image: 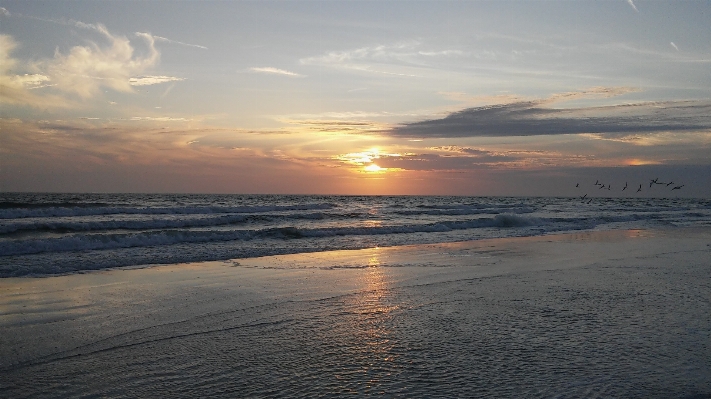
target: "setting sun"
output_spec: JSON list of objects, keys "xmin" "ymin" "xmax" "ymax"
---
[{"xmin": 364, "ymin": 163, "xmax": 385, "ymax": 173}]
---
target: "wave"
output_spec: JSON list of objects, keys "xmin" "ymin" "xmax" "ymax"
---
[
  {"xmin": 0, "ymin": 201, "xmax": 110, "ymax": 209},
  {"xmin": 0, "ymin": 214, "xmax": 540, "ymax": 257},
  {"xmin": 0, "ymin": 203, "xmax": 336, "ymax": 220},
  {"xmin": 0, "ymin": 211, "xmax": 355, "ymax": 235},
  {"xmin": 393, "ymin": 206, "xmax": 534, "ymax": 216}
]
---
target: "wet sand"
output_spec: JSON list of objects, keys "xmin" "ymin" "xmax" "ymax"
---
[{"xmin": 1, "ymin": 228, "xmax": 710, "ymax": 397}]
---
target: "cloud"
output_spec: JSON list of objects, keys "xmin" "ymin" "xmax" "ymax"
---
[
  {"xmin": 391, "ymin": 90, "xmax": 711, "ymax": 139},
  {"xmin": 300, "ymin": 42, "xmax": 461, "ymax": 77},
  {"xmin": 0, "ymin": 35, "xmax": 18, "ymax": 74},
  {"xmin": 129, "ymin": 75, "xmax": 185, "ymax": 86},
  {"xmin": 0, "ymin": 35, "xmax": 71, "ymax": 107},
  {"xmin": 0, "ymin": 7, "xmax": 9, "ymax": 16},
  {"xmin": 627, "ymin": 0, "xmax": 639, "ymax": 12},
  {"xmin": 250, "ymin": 67, "xmax": 303, "ymax": 77},
  {"xmin": 153, "ymin": 35, "xmax": 208, "ymax": 50},
  {"xmin": 428, "ymin": 146, "xmax": 495, "ymax": 157},
  {"xmin": 301, "ymin": 41, "xmax": 445, "ymax": 65},
  {"xmin": 544, "ymin": 86, "xmax": 639, "ymax": 104},
  {"xmin": 282, "ymin": 119, "xmax": 387, "ymax": 134},
  {"xmin": 11, "ymin": 73, "xmax": 51, "ymax": 88},
  {"xmin": 0, "ymin": 14, "xmax": 185, "ymax": 100},
  {"xmin": 35, "ymin": 27, "xmax": 160, "ymax": 98},
  {"xmin": 2, "ymin": 24, "xmax": 187, "ymax": 107},
  {"xmin": 130, "ymin": 116, "xmax": 190, "ymax": 122}
]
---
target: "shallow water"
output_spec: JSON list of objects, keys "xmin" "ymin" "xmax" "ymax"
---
[{"xmin": 1, "ymin": 231, "xmax": 709, "ymax": 398}]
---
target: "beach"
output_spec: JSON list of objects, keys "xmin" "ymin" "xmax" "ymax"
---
[{"xmin": 1, "ymin": 228, "xmax": 709, "ymax": 398}]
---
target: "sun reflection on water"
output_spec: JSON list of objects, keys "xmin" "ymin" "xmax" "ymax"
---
[{"xmin": 333, "ymin": 249, "xmax": 401, "ymax": 393}]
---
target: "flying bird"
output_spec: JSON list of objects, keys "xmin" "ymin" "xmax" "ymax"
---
[
  {"xmin": 594, "ymin": 180, "xmax": 601, "ymax": 186},
  {"xmin": 666, "ymin": 181, "xmax": 674, "ymax": 187},
  {"xmin": 650, "ymin": 178, "xmax": 659, "ymax": 188},
  {"xmin": 671, "ymin": 185, "xmax": 684, "ymax": 190},
  {"xmin": 622, "ymin": 182, "xmax": 628, "ymax": 191},
  {"xmin": 581, "ymin": 193, "xmax": 588, "ymax": 200},
  {"xmin": 636, "ymin": 184, "xmax": 642, "ymax": 193},
  {"xmin": 576, "ymin": 183, "xmax": 579, "ymax": 187}
]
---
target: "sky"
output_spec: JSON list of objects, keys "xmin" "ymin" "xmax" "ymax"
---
[{"xmin": 1, "ymin": 0, "xmax": 710, "ymax": 197}]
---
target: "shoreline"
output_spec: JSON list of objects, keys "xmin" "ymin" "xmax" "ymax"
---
[{"xmin": 2, "ymin": 227, "xmax": 710, "ymax": 397}]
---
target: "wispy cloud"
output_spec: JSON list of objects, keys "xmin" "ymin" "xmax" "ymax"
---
[
  {"xmin": 250, "ymin": 67, "xmax": 303, "ymax": 77},
  {"xmin": 627, "ymin": 0, "xmax": 639, "ymax": 12},
  {"xmin": 130, "ymin": 116, "xmax": 190, "ymax": 122},
  {"xmin": 544, "ymin": 86, "xmax": 640, "ymax": 104},
  {"xmin": 129, "ymin": 75, "xmax": 185, "ymax": 86},
  {"xmin": 670, "ymin": 42, "xmax": 679, "ymax": 51},
  {"xmin": 300, "ymin": 42, "xmax": 461, "ymax": 77},
  {"xmin": 391, "ymin": 89, "xmax": 711, "ymax": 139},
  {"xmin": 153, "ymin": 35, "xmax": 208, "ymax": 50},
  {"xmin": 281, "ymin": 119, "xmax": 388, "ymax": 134},
  {"xmin": 0, "ymin": 7, "xmax": 9, "ymax": 16}
]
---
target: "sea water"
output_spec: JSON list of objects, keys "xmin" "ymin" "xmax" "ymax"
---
[
  {"xmin": 1, "ymin": 193, "xmax": 710, "ymax": 277},
  {"xmin": 1, "ymin": 194, "xmax": 710, "ymax": 398}
]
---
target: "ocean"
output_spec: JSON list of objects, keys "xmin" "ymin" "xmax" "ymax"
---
[
  {"xmin": 1, "ymin": 193, "xmax": 710, "ymax": 277},
  {"xmin": 2, "ymin": 193, "xmax": 710, "ymax": 398}
]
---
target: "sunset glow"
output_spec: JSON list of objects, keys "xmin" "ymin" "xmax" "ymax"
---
[
  {"xmin": 1, "ymin": 1, "xmax": 710, "ymax": 196},
  {"xmin": 364, "ymin": 164, "xmax": 385, "ymax": 173}
]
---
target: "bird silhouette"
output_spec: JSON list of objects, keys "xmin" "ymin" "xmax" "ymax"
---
[
  {"xmin": 649, "ymin": 178, "xmax": 658, "ymax": 188},
  {"xmin": 576, "ymin": 183, "xmax": 579, "ymax": 187},
  {"xmin": 666, "ymin": 181, "xmax": 674, "ymax": 187},
  {"xmin": 594, "ymin": 180, "xmax": 601, "ymax": 186},
  {"xmin": 636, "ymin": 184, "xmax": 642, "ymax": 193},
  {"xmin": 671, "ymin": 185, "xmax": 684, "ymax": 190},
  {"xmin": 622, "ymin": 182, "xmax": 628, "ymax": 191}
]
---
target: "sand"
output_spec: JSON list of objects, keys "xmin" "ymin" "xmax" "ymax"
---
[{"xmin": 1, "ymin": 228, "xmax": 710, "ymax": 398}]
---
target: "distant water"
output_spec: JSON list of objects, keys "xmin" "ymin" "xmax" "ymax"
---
[{"xmin": 1, "ymin": 193, "xmax": 710, "ymax": 277}]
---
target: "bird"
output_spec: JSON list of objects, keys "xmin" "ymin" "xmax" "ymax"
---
[
  {"xmin": 607, "ymin": 185, "xmax": 611, "ymax": 190},
  {"xmin": 671, "ymin": 185, "xmax": 684, "ymax": 190},
  {"xmin": 636, "ymin": 184, "xmax": 642, "ymax": 193},
  {"xmin": 594, "ymin": 180, "xmax": 601, "ymax": 186},
  {"xmin": 587, "ymin": 198, "xmax": 593, "ymax": 204},
  {"xmin": 599, "ymin": 184, "xmax": 606, "ymax": 189},
  {"xmin": 581, "ymin": 193, "xmax": 588, "ymax": 200},
  {"xmin": 649, "ymin": 178, "xmax": 658, "ymax": 188},
  {"xmin": 622, "ymin": 182, "xmax": 628, "ymax": 191},
  {"xmin": 666, "ymin": 181, "xmax": 674, "ymax": 187},
  {"xmin": 576, "ymin": 183, "xmax": 579, "ymax": 187}
]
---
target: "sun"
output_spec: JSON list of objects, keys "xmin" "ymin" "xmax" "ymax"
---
[{"xmin": 364, "ymin": 163, "xmax": 385, "ymax": 173}]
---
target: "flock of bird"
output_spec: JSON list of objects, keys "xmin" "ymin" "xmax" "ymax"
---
[{"xmin": 576, "ymin": 178, "xmax": 684, "ymax": 203}]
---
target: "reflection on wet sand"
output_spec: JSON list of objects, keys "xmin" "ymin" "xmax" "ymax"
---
[{"xmin": 334, "ymin": 250, "xmax": 402, "ymax": 394}]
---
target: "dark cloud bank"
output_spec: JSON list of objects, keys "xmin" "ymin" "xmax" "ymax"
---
[{"xmin": 391, "ymin": 101, "xmax": 711, "ymax": 138}]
